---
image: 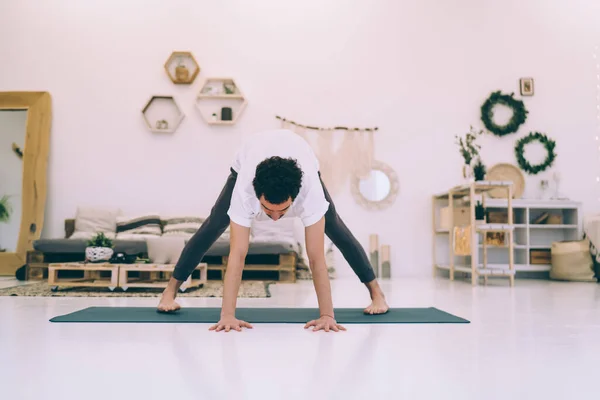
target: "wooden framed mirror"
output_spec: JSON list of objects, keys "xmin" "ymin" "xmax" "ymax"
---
[
  {"xmin": 0, "ymin": 92, "xmax": 52, "ymax": 275},
  {"xmin": 350, "ymin": 160, "xmax": 399, "ymax": 211}
]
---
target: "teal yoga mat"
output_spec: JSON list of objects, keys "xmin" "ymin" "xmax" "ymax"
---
[{"xmin": 49, "ymin": 307, "xmax": 469, "ymax": 324}]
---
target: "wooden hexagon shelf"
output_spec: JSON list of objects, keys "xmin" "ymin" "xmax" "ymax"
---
[
  {"xmin": 141, "ymin": 95, "xmax": 185, "ymax": 133},
  {"xmin": 195, "ymin": 77, "xmax": 248, "ymax": 125},
  {"xmin": 164, "ymin": 51, "xmax": 200, "ymax": 84}
]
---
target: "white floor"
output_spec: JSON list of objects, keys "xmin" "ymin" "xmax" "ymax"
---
[{"xmin": 1, "ymin": 276, "xmax": 599, "ymax": 400}]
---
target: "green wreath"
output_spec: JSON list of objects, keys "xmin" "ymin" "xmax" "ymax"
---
[
  {"xmin": 480, "ymin": 91, "xmax": 528, "ymax": 136},
  {"xmin": 514, "ymin": 132, "xmax": 556, "ymax": 175}
]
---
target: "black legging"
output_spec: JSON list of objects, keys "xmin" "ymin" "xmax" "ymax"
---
[{"xmin": 172, "ymin": 168, "xmax": 376, "ymax": 283}]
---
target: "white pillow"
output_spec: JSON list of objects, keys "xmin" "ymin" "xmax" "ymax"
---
[
  {"xmin": 146, "ymin": 237, "xmax": 186, "ymax": 264},
  {"xmin": 74, "ymin": 206, "xmax": 120, "ymax": 235}
]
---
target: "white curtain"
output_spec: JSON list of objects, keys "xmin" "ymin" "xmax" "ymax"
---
[{"xmin": 281, "ymin": 120, "xmax": 374, "ymax": 196}]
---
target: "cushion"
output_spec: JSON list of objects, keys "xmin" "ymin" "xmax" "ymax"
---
[
  {"xmin": 162, "ymin": 216, "xmax": 204, "ymax": 237},
  {"xmin": 146, "ymin": 237, "xmax": 186, "ymax": 264},
  {"xmin": 73, "ymin": 206, "xmax": 120, "ymax": 236},
  {"xmin": 116, "ymin": 214, "xmax": 162, "ymax": 237},
  {"xmin": 550, "ymin": 239, "xmax": 597, "ymax": 282}
]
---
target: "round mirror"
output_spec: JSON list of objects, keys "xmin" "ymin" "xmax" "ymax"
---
[
  {"xmin": 358, "ymin": 170, "xmax": 391, "ymax": 202},
  {"xmin": 350, "ymin": 160, "xmax": 399, "ymax": 210}
]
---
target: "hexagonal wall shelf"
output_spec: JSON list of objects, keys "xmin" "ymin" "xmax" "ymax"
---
[
  {"xmin": 141, "ymin": 95, "xmax": 185, "ymax": 133},
  {"xmin": 195, "ymin": 77, "xmax": 248, "ymax": 125},
  {"xmin": 164, "ymin": 51, "xmax": 200, "ymax": 84}
]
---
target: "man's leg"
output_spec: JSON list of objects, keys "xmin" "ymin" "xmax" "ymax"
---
[
  {"xmin": 158, "ymin": 169, "xmax": 238, "ymax": 312},
  {"xmin": 319, "ymin": 174, "xmax": 389, "ymax": 314}
]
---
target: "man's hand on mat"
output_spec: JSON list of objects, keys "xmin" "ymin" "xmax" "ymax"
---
[
  {"xmin": 304, "ymin": 315, "xmax": 346, "ymax": 332},
  {"xmin": 209, "ymin": 316, "xmax": 253, "ymax": 332}
]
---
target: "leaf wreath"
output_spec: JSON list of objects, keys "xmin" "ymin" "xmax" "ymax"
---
[
  {"xmin": 514, "ymin": 132, "xmax": 556, "ymax": 175},
  {"xmin": 481, "ymin": 91, "xmax": 528, "ymax": 136}
]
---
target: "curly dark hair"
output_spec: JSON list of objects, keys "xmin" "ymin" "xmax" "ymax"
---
[{"xmin": 253, "ymin": 156, "xmax": 303, "ymax": 204}]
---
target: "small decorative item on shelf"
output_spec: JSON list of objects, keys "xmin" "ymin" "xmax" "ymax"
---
[
  {"xmin": 155, "ymin": 119, "xmax": 169, "ymax": 130},
  {"xmin": 551, "ymin": 171, "xmax": 567, "ymax": 200},
  {"xmin": 369, "ymin": 234, "xmax": 379, "ymax": 277},
  {"xmin": 475, "ymin": 201, "xmax": 486, "ymax": 224},
  {"xmin": 175, "ymin": 57, "xmax": 190, "ymax": 83},
  {"xmin": 485, "ymin": 232, "xmax": 506, "ymax": 246},
  {"xmin": 211, "ymin": 113, "xmax": 218, "ymax": 122},
  {"xmin": 381, "ymin": 245, "xmax": 391, "ymax": 279},
  {"xmin": 221, "ymin": 107, "xmax": 232, "ymax": 121},
  {"xmin": 538, "ymin": 179, "xmax": 550, "ymax": 200},
  {"xmin": 454, "ymin": 226, "xmax": 472, "ymax": 255},
  {"xmin": 473, "ymin": 158, "xmax": 486, "ymax": 181},
  {"xmin": 85, "ymin": 232, "xmax": 114, "ymax": 263},
  {"xmin": 455, "ymin": 126, "xmax": 483, "ymax": 183},
  {"xmin": 223, "ymin": 81, "xmax": 237, "ymax": 94}
]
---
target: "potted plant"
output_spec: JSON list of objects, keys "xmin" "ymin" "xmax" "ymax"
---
[
  {"xmin": 455, "ymin": 126, "xmax": 483, "ymax": 182},
  {"xmin": 475, "ymin": 201, "xmax": 486, "ymax": 224},
  {"xmin": 0, "ymin": 195, "xmax": 12, "ymax": 252},
  {"xmin": 85, "ymin": 232, "xmax": 114, "ymax": 263},
  {"xmin": 473, "ymin": 158, "xmax": 487, "ymax": 181}
]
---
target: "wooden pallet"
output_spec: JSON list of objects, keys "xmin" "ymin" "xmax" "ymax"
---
[
  {"xmin": 118, "ymin": 263, "xmax": 207, "ymax": 292},
  {"xmin": 207, "ymin": 253, "xmax": 297, "ymax": 283},
  {"xmin": 48, "ymin": 262, "xmax": 120, "ymax": 291}
]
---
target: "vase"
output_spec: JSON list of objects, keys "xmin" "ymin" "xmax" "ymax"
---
[
  {"xmin": 175, "ymin": 65, "xmax": 189, "ymax": 82},
  {"xmin": 462, "ymin": 164, "xmax": 474, "ymax": 183},
  {"xmin": 85, "ymin": 247, "xmax": 114, "ymax": 263}
]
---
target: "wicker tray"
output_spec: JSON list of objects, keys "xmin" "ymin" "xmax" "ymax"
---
[{"xmin": 486, "ymin": 163, "xmax": 525, "ymax": 198}]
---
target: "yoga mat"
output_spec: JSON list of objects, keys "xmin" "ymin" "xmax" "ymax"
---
[{"xmin": 50, "ymin": 307, "xmax": 469, "ymax": 324}]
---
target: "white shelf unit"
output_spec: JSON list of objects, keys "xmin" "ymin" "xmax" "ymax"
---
[{"xmin": 433, "ymin": 186, "xmax": 582, "ymax": 283}]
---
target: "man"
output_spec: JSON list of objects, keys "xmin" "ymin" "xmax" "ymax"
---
[{"xmin": 157, "ymin": 129, "xmax": 389, "ymax": 332}]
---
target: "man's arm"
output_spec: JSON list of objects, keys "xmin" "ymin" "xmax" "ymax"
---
[
  {"xmin": 209, "ymin": 220, "xmax": 253, "ymax": 332},
  {"xmin": 221, "ymin": 220, "xmax": 250, "ymax": 317},
  {"xmin": 304, "ymin": 216, "xmax": 346, "ymax": 332}
]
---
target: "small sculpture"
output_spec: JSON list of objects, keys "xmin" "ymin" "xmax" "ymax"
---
[{"xmin": 156, "ymin": 119, "xmax": 169, "ymax": 130}]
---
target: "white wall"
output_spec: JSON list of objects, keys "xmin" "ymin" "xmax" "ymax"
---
[
  {"xmin": 0, "ymin": 110, "xmax": 27, "ymax": 251},
  {"xmin": 0, "ymin": 0, "xmax": 599, "ymax": 277}
]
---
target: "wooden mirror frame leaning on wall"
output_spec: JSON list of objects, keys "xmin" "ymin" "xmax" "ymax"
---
[{"xmin": 0, "ymin": 92, "xmax": 52, "ymax": 275}]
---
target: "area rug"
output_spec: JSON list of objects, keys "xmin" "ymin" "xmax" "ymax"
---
[
  {"xmin": 0, "ymin": 281, "xmax": 271, "ymax": 298},
  {"xmin": 50, "ymin": 307, "xmax": 470, "ymax": 324}
]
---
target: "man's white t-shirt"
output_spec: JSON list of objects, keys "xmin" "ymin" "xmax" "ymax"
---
[{"xmin": 227, "ymin": 129, "xmax": 330, "ymax": 228}]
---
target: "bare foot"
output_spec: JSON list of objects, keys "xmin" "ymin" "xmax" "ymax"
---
[
  {"xmin": 157, "ymin": 290, "xmax": 181, "ymax": 313},
  {"xmin": 364, "ymin": 294, "xmax": 389, "ymax": 315}
]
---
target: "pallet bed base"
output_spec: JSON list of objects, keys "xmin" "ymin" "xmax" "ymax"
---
[
  {"xmin": 119, "ymin": 263, "xmax": 207, "ymax": 292},
  {"xmin": 207, "ymin": 253, "xmax": 297, "ymax": 283}
]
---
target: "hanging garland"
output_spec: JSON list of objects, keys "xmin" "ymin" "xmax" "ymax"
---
[
  {"xmin": 480, "ymin": 91, "xmax": 529, "ymax": 136},
  {"xmin": 514, "ymin": 132, "xmax": 556, "ymax": 175}
]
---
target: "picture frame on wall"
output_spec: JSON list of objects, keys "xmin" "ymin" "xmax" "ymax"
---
[{"xmin": 520, "ymin": 77, "xmax": 534, "ymax": 96}]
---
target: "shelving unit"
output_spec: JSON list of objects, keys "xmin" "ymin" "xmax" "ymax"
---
[
  {"xmin": 195, "ymin": 77, "xmax": 247, "ymax": 125},
  {"xmin": 141, "ymin": 95, "xmax": 185, "ymax": 133},
  {"xmin": 432, "ymin": 181, "xmax": 515, "ymax": 285},
  {"xmin": 432, "ymin": 183, "xmax": 582, "ymax": 285},
  {"xmin": 164, "ymin": 51, "xmax": 200, "ymax": 84}
]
